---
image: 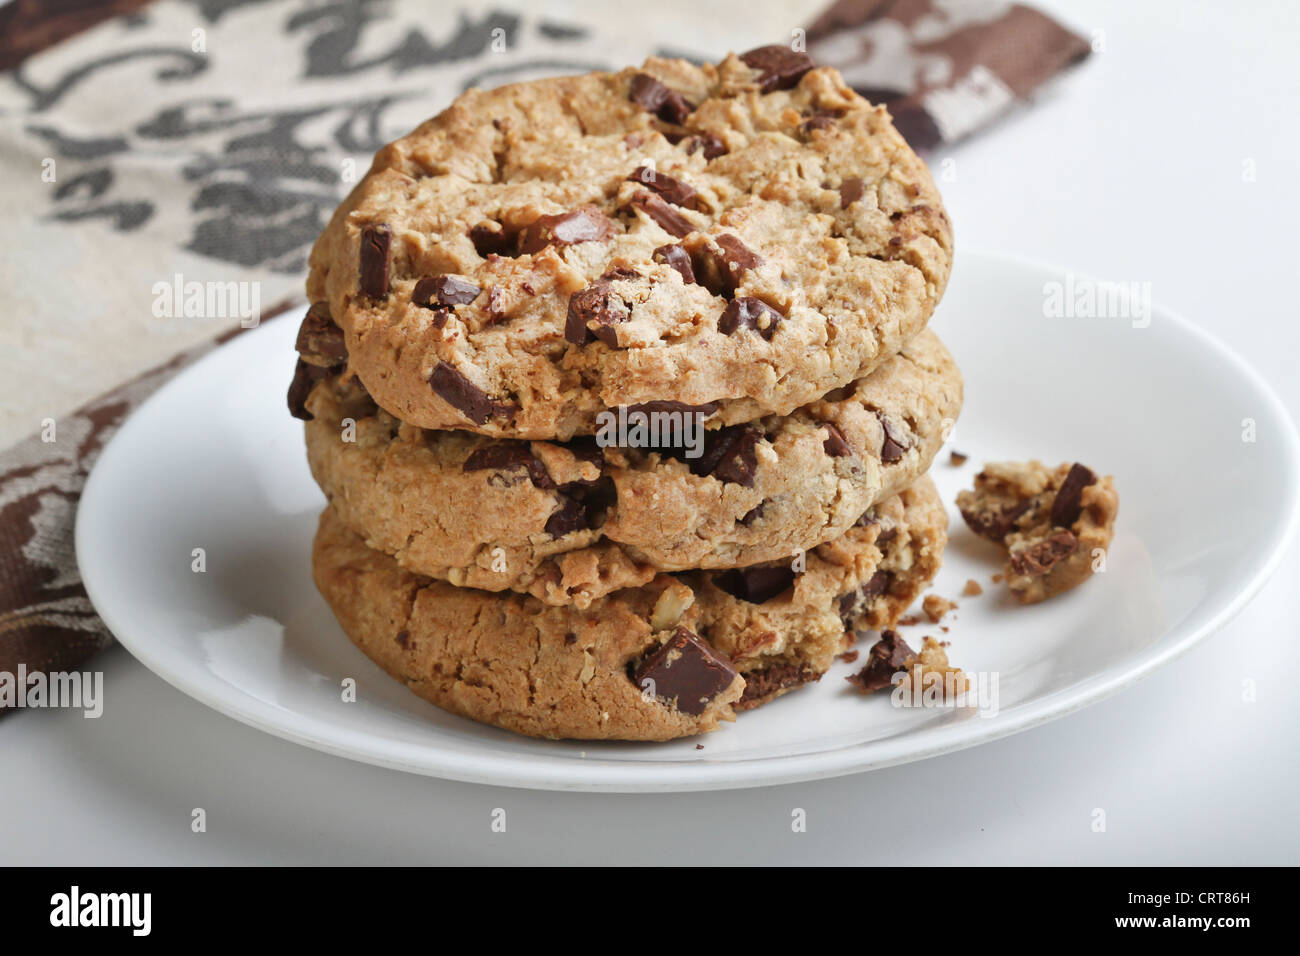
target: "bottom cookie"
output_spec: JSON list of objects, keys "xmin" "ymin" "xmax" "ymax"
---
[{"xmin": 312, "ymin": 476, "xmax": 947, "ymax": 741}]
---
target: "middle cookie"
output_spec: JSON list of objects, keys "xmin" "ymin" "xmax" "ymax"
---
[{"xmin": 304, "ymin": 328, "xmax": 960, "ymax": 607}]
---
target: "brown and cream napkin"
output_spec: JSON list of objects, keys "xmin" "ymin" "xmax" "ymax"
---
[{"xmin": 0, "ymin": 0, "xmax": 1088, "ymax": 701}]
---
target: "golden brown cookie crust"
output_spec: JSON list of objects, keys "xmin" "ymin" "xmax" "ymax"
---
[
  {"xmin": 304, "ymin": 329, "xmax": 960, "ymax": 605},
  {"xmin": 305, "ymin": 53, "xmax": 952, "ymax": 439},
  {"xmin": 311, "ymin": 476, "xmax": 948, "ymax": 740}
]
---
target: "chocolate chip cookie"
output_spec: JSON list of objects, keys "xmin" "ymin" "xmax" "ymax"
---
[
  {"xmin": 312, "ymin": 475, "xmax": 947, "ymax": 740},
  {"xmin": 302, "ymin": 328, "xmax": 961, "ymax": 606},
  {"xmin": 957, "ymin": 461, "xmax": 1118, "ymax": 603},
  {"xmin": 305, "ymin": 49, "xmax": 952, "ymax": 439}
]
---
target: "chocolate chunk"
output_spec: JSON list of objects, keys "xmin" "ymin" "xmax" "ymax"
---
[
  {"xmin": 740, "ymin": 44, "xmax": 815, "ymax": 93},
  {"xmin": 959, "ymin": 496, "xmax": 1033, "ymax": 543},
  {"xmin": 736, "ymin": 663, "xmax": 820, "ymax": 709},
  {"xmin": 1050, "ymin": 463, "xmax": 1096, "ymax": 528},
  {"xmin": 287, "ymin": 358, "xmax": 328, "ymax": 421},
  {"xmin": 519, "ymin": 206, "xmax": 616, "ymax": 254},
  {"xmin": 1010, "ymin": 531, "xmax": 1079, "ymax": 577},
  {"xmin": 395, "ymin": 629, "xmax": 409, "ymax": 648},
  {"xmin": 714, "ymin": 564, "xmax": 796, "ymax": 604},
  {"xmin": 359, "ymin": 224, "xmax": 391, "ymax": 298},
  {"xmin": 823, "ymin": 384, "xmax": 856, "ymax": 402},
  {"xmin": 413, "ymin": 275, "xmax": 481, "ymax": 308},
  {"xmin": 565, "ymin": 278, "xmax": 632, "ymax": 347},
  {"xmin": 543, "ymin": 497, "xmax": 589, "ymax": 538},
  {"xmin": 739, "ymin": 502, "xmax": 766, "ymax": 526},
  {"xmin": 800, "ymin": 110, "xmax": 839, "ymax": 135},
  {"xmin": 718, "ymin": 297, "xmax": 782, "ymax": 341},
  {"xmin": 428, "ymin": 361, "xmax": 514, "ymax": 425},
  {"xmin": 627, "ymin": 166, "xmax": 698, "ymax": 209},
  {"xmin": 697, "ymin": 425, "xmax": 762, "ymax": 486},
  {"xmin": 469, "ymin": 222, "xmax": 516, "ymax": 258},
  {"xmin": 653, "ymin": 243, "xmax": 696, "ymax": 284},
  {"xmin": 949, "ymin": 450, "xmax": 968, "ymax": 466},
  {"xmin": 295, "ymin": 302, "xmax": 347, "ymax": 367},
  {"xmin": 877, "ymin": 412, "xmax": 907, "ymax": 462},
  {"xmin": 846, "ymin": 629, "xmax": 914, "ymax": 692},
  {"xmin": 822, "ymin": 422, "xmax": 852, "ymax": 457},
  {"xmin": 839, "ymin": 177, "xmax": 865, "ymax": 209},
  {"xmin": 463, "ymin": 443, "xmax": 555, "ymax": 489},
  {"xmin": 684, "ymin": 133, "xmax": 728, "ymax": 159},
  {"xmin": 837, "ymin": 569, "xmax": 895, "ymax": 627},
  {"xmin": 628, "ymin": 72, "xmax": 694, "ymax": 124},
  {"xmin": 876, "ymin": 527, "xmax": 898, "ymax": 549},
  {"xmin": 631, "ymin": 626, "xmax": 737, "ymax": 717},
  {"xmin": 630, "ymin": 190, "xmax": 694, "ymax": 237},
  {"xmin": 694, "ymin": 234, "xmax": 763, "ymax": 296}
]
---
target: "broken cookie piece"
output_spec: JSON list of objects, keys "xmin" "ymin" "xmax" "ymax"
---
[
  {"xmin": 957, "ymin": 460, "xmax": 1119, "ymax": 604},
  {"xmin": 897, "ymin": 637, "xmax": 969, "ymax": 700},
  {"xmin": 921, "ymin": 594, "xmax": 957, "ymax": 623}
]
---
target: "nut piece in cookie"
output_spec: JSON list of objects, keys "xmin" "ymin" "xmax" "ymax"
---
[{"xmin": 956, "ymin": 461, "xmax": 1119, "ymax": 604}]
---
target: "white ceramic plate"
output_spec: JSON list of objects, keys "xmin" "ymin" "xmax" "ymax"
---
[{"xmin": 76, "ymin": 251, "xmax": 1300, "ymax": 792}]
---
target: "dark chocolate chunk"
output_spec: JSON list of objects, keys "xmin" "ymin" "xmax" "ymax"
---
[
  {"xmin": 839, "ymin": 177, "xmax": 865, "ymax": 209},
  {"xmin": 295, "ymin": 302, "xmax": 347, "ymax": 367},
  {"xmin": 1010, "ymin": 531, "xmax": 1079, "ymax": 577},
  {"xmin": 565, "ymin": 278, "xmax": 632, "ymax": 347},
  {"xmin": 694, "ymin": 233, "xmax": 763, "ymax": 296},
  {"xmin": 429, "ymin": 361, "xmax": 514, "ymax": 425},
  {"xmin": 395, "ymin": 629, "xmax": 410, "ymax": 648},
  {"xmin": 286, "ymin": 358, "xmax": 328, "ymax": 421},
  {"xmin": 740, "ymin": 44, "xmax": 815, "ymax": 93},
  {"xmin": 413, "ymin": 275, "xmax": 481, "ymax": 308},
  {"xmin": 846, "ymin": 629, "xmax": 914, "ymax": 692},
  {"xmin": 630, "ymin": 190, "xmax": 694, "ymax": 237},
  {"xmin": 877, "ymin": 412, "xmax": 907, "ymax": 462},
  {"xmin": 469, "ymin": 222, "xmax": 516, "ymax": 258},
  {"xmin": 701, "ymin": 425, "xmax": 762, "ymax": 486},
  {"xmin": 543, "ymin": 497, "xmax": 589, "ymax": 538},
  {"xmin": 519, "ymin": 206, "xmax": 616, "ymax": 254},
  {"xmin": 959, "ymin": 496, "xmax": 1033, "ymax": 543},
  {"xmin": 949, "ymin": 450, "xmax": 968, "ymax": 466},
  {"xmin": 718, "ymin": 297, "xmax": 782, "ymax": 341},
  {"xmin": 714, "ymin": 564, "xmax": 796, "ymax": 604},
  {"xmin": 837, "ymin": 570, "xmax": 895, "ymax": 627},
  {"xmin": 359, "ymin": 224, "xmax": 391, "ymax": 298},
  {"xmin": 800, "ymin": 110, "xmax": 840, "ymax": 135},
  {"xmin": 653, "ymin": 243, "xmax": 696, "ymax": 284},
  {"xmin": 739, "ymin": 502, "xmax": 766, "ymax": 526},
  {"xmin": 822, "ymin": 422, "xmax": 852, "ymax": 457},
  {"xmin": 736, "ymin": 663, "xmax": 820, "ymax": 709},
  {"xmin": 627, "ymin": 166, "xmax": 698, "ymax": 209},
  {"xmin": 684, "ymin": 133, "xmax": 728, "ymax": 159},
  {"xmin": 1050, "ymin": 463, "xmax": 1097, "ymax": 529},
  {"xmin": 631, "ymin": 627, "xmax": 737, "ymax": 717},
  {"xmin": 463, "ymin": 443, "xmax": 555, "ymax": 489},
  {"xmin": 628, "ymin": 72, "xmax": 694, "ymax": 124}
]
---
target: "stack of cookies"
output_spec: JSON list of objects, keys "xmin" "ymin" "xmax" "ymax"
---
[{"xmin": 288, "ymin": 47, "xmax": 960, "ymax": 740}]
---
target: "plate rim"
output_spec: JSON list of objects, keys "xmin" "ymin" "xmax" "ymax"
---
[{"xmin": 75, "ymin": 249, "xmax": 1300, "ymax": 792}]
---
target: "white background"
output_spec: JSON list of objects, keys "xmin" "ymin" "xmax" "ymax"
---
[{"xmin": 2, "ymin": 0, "xmax": 1297, "ymax": 864}]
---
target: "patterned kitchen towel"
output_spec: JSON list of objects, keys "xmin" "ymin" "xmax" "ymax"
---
[{"xmin": 0, "ymin": 0, "xmax": 1089, "ymax": 703}]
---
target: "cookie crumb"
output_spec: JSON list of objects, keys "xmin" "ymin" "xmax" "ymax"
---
[
  {"xmin": 992, "ymin": 573, "xmax": 1003, "ymax": 584},
  {"xmin": 838, "ymin": 649, "xmax": 860, "ymax": 664},
  {"xmin": 896, "ymin": 613, "xmax": 922, "ymax": 627},
  {"xmin": 961, "ymin": 578, "xmax": 983, "ymax": 597},
  {"xmin": 898, "ymin": 636, "xmax": 969, "ymax": 700},
  {"xmin": 695, "ymin": 744, "xmax": 704, "ymax": 750},
  {"xmin": 949, "ymin": 450, "xmax": 968, "ymax": 466},
  {"xmin": 922, "ymin": 594, "xmax": 957, "ymax": 623}
]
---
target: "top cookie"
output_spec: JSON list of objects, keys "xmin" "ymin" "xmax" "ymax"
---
[{"xmin": 305, "ymin": 47, "xmax": 953, "ymax": 439}]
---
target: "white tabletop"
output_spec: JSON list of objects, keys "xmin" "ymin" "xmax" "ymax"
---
[{"xmin": 3, "ymin": 0, "xmax": 1297, "ymax": 864}]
